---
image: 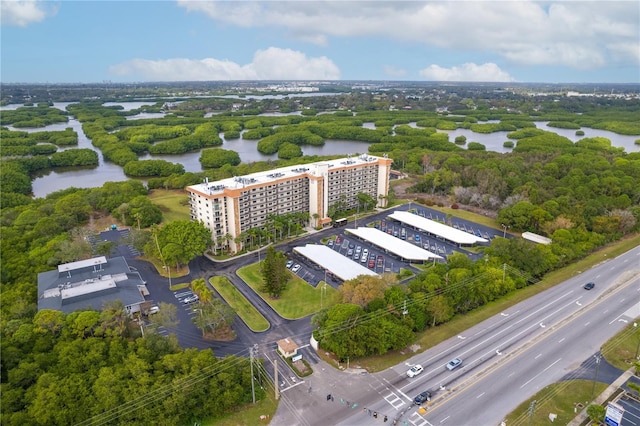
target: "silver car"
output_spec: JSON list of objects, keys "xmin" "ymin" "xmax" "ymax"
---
[{"xmin": 446, "ymin": 358, "xmax": 462, "ymax": 370}]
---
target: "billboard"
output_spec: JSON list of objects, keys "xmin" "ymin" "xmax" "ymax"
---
[{"xmin": 604, "ymin": 402, "xmax": 624, "ymax": 426}]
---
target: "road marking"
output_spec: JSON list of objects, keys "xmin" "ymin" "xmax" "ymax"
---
[
  {"xmin": 457, "ymin": 335, "xmax": 466, "ymax": 340},
  {"xmin": 540, "ymin": 323, "xmax": 546, "ymax": 328},
  {"xmin": 558, "ymin": 338, "xmax": 565, "ymax": 343},
  {"xmin": 534, "ymin": 353, "xmax": 542, "ymax": 359},
  {"xmin": 440, "ymin": 416, "xmax": 449, "ymax": 423},
  {"xmin": 476, "ymin": 392, "xmax": 485, "ymax": 398},
  {"xmin": 585, "ymin": 322, "xmax": 590, "ymax": 327},
  {"xmin": 500, "ymin": 312, "xmax": 509, "ymax": 317},
  {"xmin": 384, "ymin": 392, "xmax": 406, "ymax": 409},
  {"xmin": 520, "ymin": 358, "xmax": 562, "ymax": 389},
  {"xmin": 576, "ymin": 301, "xmax": 582, "ymax": 306}
]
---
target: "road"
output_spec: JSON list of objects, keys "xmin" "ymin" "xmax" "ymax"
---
[{"xmin": 269, "ymin": 245, "xmax": 640, "ymax": 426}]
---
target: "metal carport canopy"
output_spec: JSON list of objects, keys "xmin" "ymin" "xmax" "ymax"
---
[
  {"xmin": 388, "ymin": 211, "xmax": 488, "ymax": 245},
  {"xmin": 345, "ymin": 227, "xmax": 442, "ymax": 261},
  {"xmin": 293, "ymin": 244, "xmax": 379, "ymax": 281}
]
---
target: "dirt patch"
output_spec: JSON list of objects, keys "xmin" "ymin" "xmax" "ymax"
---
[
  {"xmin": 85, "ymin": 213, "xmax": 122, "ymax": 234},
  {"xmin": 392, "ymin": 177, "xmax": 498, "ymax": 219},
  {"xmin": 204, "ymin": 324, "xmax": 236, "ymax": 342},
  {"xmin": 293, "ymin": 360, "xmax": 310, "ymax": 375}
]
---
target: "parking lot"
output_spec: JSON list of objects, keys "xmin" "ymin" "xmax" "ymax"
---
[{"xmin": 286, "ymin": 205, "xmax": 505, "ymax": 289}]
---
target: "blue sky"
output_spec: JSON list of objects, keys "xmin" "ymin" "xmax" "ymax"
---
[{"xmin": 1, "ymin": 1, "xmax": 638, "ymax": 84}]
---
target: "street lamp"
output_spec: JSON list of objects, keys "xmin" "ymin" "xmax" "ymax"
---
[
  {"xmin": 501, "ymin": 223, "xmax": 509, "ymax": 238},
  {"xmin": 590, "ymin": 354, "xmax": 601, "ymax": 402},
  {"xmin": 634, "ymin": 322, "xmax": 640, "ymax": 360},
  {"xmin": 320, "ymin": 283, "xmax": 327, "ymax": 310}
]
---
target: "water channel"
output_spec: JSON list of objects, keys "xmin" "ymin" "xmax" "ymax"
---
[{"xmin": 2, "ymin": 102, "xmax": 637, "ymax": 198}]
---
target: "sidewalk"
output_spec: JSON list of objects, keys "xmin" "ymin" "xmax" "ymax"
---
[{"xmin": 567, "ymin": 367, "xmax": 636, "ymax": 426}]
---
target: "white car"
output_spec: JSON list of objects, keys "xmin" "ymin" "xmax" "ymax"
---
[
  {"xmin": 183, "ymin": 295, "xmax": 199, "ymax": 304},
  {"xmin": 407, "ymin": 364, "xmax": 424, "ymax": 378},
  {"xmin": 286, "ymin": 260, "xmax": 294, "ymax": 269},
  {"xmin": 446, "ymin": 358, "xmax": 462, "ymax": 370},
  {"xmin": 292, "ymin": 264, "xmax": 301, "ymax": 272}
]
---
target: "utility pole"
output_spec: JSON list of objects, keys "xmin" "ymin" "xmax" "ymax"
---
[
  {"xmin": 250, "ymin": 344, "xmax": 258, "ymax": 403},
  {"xmin": 591, "ymin": 354, "xmax": 602, "ymax": 402},
  {"xmin": 274, "ymin": 359, "xmax": 279, "ymax": 400},
  {"xmin": 527, "ymin": 400, "xmax": 537, "ymax": 426}
]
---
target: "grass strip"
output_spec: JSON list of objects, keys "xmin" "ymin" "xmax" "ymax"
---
[
  {"xmin": 210, "ymin": 276, "xmax": 270, "ymax": 332},
  {"xmin": 237, "ymin": 263, "xmax": 342, "ymax": 320}
]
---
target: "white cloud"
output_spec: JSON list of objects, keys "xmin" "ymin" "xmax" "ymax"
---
[
  {"xmin": 176, "ymin": 1, "xmax": 640, "ymax": 69},
  {"xmin": 419, "ymin": 63, "xmax": 515, "ymax": 82},
  {"xmin": 109, "ymin": 47, "xmax": 340, "ymax": 81},
  {"xmin": 1, "ymin": 0, "xmax": 53, "ymax": 27}
]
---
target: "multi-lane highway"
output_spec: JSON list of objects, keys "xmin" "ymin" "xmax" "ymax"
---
[{"xmin": 306, "ymin": 245, "xmax": 640, "ymax": 426}]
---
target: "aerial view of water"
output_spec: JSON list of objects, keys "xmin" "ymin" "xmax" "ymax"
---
[{"xmin": 3, "ymin": 102, "xmax": 636, "ymax": 198}]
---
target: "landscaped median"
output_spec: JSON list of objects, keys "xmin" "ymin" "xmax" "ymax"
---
[
  {"xmin": 209, "ymin": 276, "xmax": 270, "ymax": 332},
  {"xmin": 237, "ymin": 263, "xmax": 342, "ymax": 319}
]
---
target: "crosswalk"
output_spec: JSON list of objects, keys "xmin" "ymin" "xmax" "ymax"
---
[{"xmin": 384, "ymin": 392, "xmax": 406, "ymax": 410}]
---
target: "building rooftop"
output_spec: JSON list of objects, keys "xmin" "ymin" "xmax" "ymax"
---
[
  {"xmin": 187, "ymin": 154, "xmax": 385, "ymax": 196},
  {"xmin": 345, "ymin": 227, "xmax": 442, "ymax": 261},
  {"xmin": 38, "ymin": 256, "xmax": 146, "ymax": 313},
  {"xmin": 293, "ymin": 244, "xmax": 379, "ymax": 281},
  {"xmin": 388, "ymin": 211, "xmax": 488, "ymax": 245}
]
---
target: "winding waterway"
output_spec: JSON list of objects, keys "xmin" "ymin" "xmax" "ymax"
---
[{"xmin": 2, "ymin": 102, "xmax": 637, "ymax": 198}]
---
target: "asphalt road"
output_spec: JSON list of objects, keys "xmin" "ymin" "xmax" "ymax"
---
[{"xmin": 269, "ymin": 245, "xmax": 640, "ymax": 426}]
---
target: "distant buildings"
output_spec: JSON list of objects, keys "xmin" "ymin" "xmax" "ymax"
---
[
  {"xmin": 186, "ymin": 154, "xmax": 393, "ymax": 253},
  {"xmin": 37, "ymin": 256, "xmax": 149, "ymax": 315}
]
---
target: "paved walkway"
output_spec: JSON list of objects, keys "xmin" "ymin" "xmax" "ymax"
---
[{"xmin": 567, "ymin": 367, "xmax": 636, "ymax": 426}]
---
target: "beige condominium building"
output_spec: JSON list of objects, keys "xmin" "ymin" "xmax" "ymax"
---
[{"xmin": 186, "ymin": 154, "xmax": 393, "ymax": 253}]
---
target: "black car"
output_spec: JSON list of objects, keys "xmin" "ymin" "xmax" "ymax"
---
[
  {"xmin": 583, "ymin": 282, "xmax": 595, "ymax": 290},
  {"xmin": 414, "ymin": 391, "xmax": 431, "ymax": 405}
]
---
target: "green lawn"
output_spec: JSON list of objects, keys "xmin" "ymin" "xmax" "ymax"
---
[
  {"xmin": 148, "ymin": 189, "xmax": 191, "ymax": 223},
  {"xmin": 504, "ymin": 380, "xmax": 608, "ymax": 425},
  {"xmin": 210, "ymin": 276, "xmax": 270, "ymax": 332},
  {"xmin": 236, "ymin": 263, "xmax": 342, "ymax": 319},
  {"xmin": 201, "ymin": 393, "xmax": 279, "ymax": 426}
]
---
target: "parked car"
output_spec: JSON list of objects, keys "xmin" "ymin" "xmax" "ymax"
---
[
  {"xmin": 328, "ymin": 240, "xmax": 334, "ymax": 247},
  {"xmin": 407, "ymin": 364, "xmax": 424, "ymax": 378},
  {"xmin": 148, "ymin": 305, "xmax": 160, "ymax": 315},
  {"xmin": 583, "ymin": 282, "xmax": 595, "ymax": 290},
  {"xmin": 446, "ymin": 358, "xmax": 462, "ymax": 370},
  {"xmin": 183, "ymin": 295, "xmax": 199, "ymax": 304},
  {"xmin": 413, "ymin": 391, "xmax": 431, "ymax": 405},
  {"xmin": 347, "ymin": 249, "xmax": 354, "ymax": 256},
  {"xmin": 415, "ymin": 235, "xmax": 421, "ymax": 242},
  {"xmin": 286, "ymin": 260, "xmax": 294, "ymax": 269},
  {"xmin": 292, "ymin": 264, "xmax": 301, "ymax": 273},
  {"xmin": 368, "ymin": 259, "xmax": 375, "ymax": 268},
  {"xmin": 336, "ymin": 235, "xmax": 342, "ymax": 244}
]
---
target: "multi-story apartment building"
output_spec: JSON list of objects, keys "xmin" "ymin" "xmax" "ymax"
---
[{"xmin": 186, "ymin": 154, "xmax": 393, "ymax": 253}]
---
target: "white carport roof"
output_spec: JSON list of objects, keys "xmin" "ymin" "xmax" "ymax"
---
[
  {"xmin": 293, "ymin": 244, "xmax": 378, "ymax": 281},
  {"xmin": 388, "ymin": 211, "xmax": 488, "ymax": 245},
  {"xmin": 345, "ymin": 227, "xmax": 442, "ymax": 261}
]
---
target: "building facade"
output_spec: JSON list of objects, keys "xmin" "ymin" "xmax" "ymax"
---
[{"xmin": 186, "ymin": 154, "xmax": 393, "ymax": 252}]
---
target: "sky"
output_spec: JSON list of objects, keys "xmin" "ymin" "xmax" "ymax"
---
[{"xmin": 1, "ymin": 0, "xmax": 639, "ymax": 84}]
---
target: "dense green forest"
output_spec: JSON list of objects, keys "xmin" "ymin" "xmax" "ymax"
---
[{"xmin": 1, "ymin": 87, "xmax": 640, "ymax": 423}]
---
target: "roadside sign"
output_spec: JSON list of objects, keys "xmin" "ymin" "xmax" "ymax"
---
[{"xmin": 604, "ymin": 402, "xmax": 624, "ymax": 426}]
